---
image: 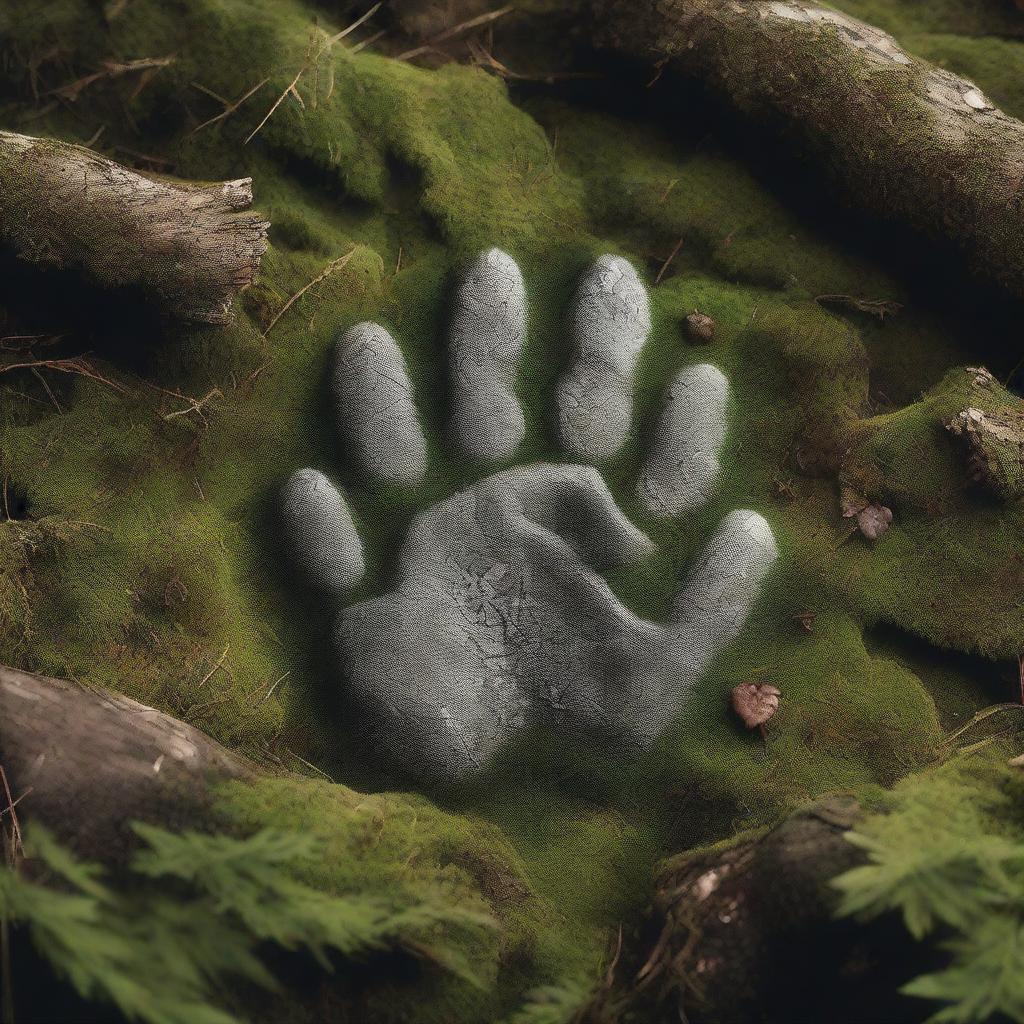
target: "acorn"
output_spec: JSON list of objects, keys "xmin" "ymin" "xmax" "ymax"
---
[{"xmin": 685, "ymin": 310, "xmax": 715, "ymax": 344}]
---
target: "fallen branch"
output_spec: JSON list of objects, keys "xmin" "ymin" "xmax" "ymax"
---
[
  {"xmin": 0, "ymin": 131, "xmax": 269, "ymax": 324},
  {"xmin": 0, "ymin": 664, "xmax": 252, "ymax": 859},
  {"xmin": 588, "ymin": 0, "xmax": 1024, "ymax": 300}
]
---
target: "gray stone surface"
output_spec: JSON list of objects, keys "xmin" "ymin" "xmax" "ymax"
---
[
  {"xmin": 558, "ymin": 255, "xmax": 652, "ymax": 460},
  {"xmin": 637, "ymin": 363, "xmax": 729, "ymax": 517},
  {"xmin": 334, "ymin": 465, "xmax": 777, "ymax": 777},
  {"xmin": 333, "ymin": 321, "xmax": 427, "ymax": 486},
  {"xmin": 448, "ymin": 248, "xmax": 527, "ymax": 460},
  {"xmin": 281, "ymin": 468, "xmax": 365, "ymax": 592}
]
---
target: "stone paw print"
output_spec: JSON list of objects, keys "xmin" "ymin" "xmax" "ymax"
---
[{"xmin": 281, "ymin": 249, "xmax": 778, "ymax": 780}]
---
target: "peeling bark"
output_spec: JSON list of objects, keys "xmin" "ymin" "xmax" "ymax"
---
[
  {"xmin": 587, "ymin": 0, "xmax": 1024, "ymax": 299},
  {"xmin": 0, "ymin": 131, "xmax": 269, "ymax": 324},
  {"xmin": 0, "ymin": 665, "xmax": 252, "ymax": 859}
]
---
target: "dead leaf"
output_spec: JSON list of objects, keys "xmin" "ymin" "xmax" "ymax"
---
[
  {"xmin": 856, "ymin": 503, "xmax": 893, "ymax": 540},
  {"xmin": 840, "ymin": 486, "xmax": 893, "ymax": 541},
  {"xmin": 730, "ymin": 682, "xmax": 781, "ymax": 729}
]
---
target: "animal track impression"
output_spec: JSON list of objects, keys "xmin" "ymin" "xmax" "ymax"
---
[{"xmin": 282, "ymin": 249, "xmax": 778, "ymax": 780}]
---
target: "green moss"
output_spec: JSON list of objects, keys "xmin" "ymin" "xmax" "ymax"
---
[{"xmin": 0, "ymin": 0, "xmax": 1022, "ymax": 1019}]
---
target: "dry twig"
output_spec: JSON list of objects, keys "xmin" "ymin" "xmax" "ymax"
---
[
  {"xmin": 245, "ymin": 4, "xmax": 382, "ymax": 145},
  {"xmin": 655, "ymin": 237, "xmax": 684, "ymax": 285},
  {"xmin": 263, "ymin": 246, "xmax": 358, "ymax": 336},
  {"xmin": 396, "ymin": 5, "xmax": 515, "ymax": 62},
  {"xmin": 190, "ymin": 77, "xmax": 270, "ymax": 136},
  {"xmin": 815, "ymin": 293, "xmax": 903, "ymax": 320},
  {"xmin": 46, "ymin": 56, "xmax": 175, "ymax": 102}
]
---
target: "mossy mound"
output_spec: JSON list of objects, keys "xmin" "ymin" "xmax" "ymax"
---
[{"xmin": 1, "ymin": 0, "xmax": 1023, "ymax": 1020}]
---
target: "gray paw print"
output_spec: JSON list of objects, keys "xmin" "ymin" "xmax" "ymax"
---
[{"xmin": 281, "ymin": 249, "xmax": 778, "ymax": 780}]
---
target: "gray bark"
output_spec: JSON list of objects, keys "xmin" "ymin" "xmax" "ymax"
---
[
  {"xmin": 0, "ymin": 664, "xmax": 251, "ymax": 859},
  {"xmin": 0, "ymin": 131, "xmax": 269, "ymax": 324},
  {"xmin": 588, "ymin": 0, "xmax": 1024, "ymax": 299}
]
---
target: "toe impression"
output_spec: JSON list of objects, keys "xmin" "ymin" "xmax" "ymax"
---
[{"xmin": 670, "ymin": 509, "xmax": 778, "ymax": 674}]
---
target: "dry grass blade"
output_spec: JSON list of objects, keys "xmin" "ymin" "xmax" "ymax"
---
[
  {"xmin": 941, "ymin": 702, "xmax": 1024, "ymax": 747},
  {"xmin": 245, "ymin": 3, "xmax": 382, "ymax": 145},
  {"xmin": 264, "ymin": 247, "xmax": 358, "ymax": 336},
  {"xmin": 320, "ymin": 1, "xmax": 383, "ymax": 47},
  {"xmin": 46, "ymin": 56, "xmax": 175, "ymax": 102},
  {"xmin": 396, "ymin": 4, "xmax": 516, "ymax": 61},
  {"xmin": 190, "ymin": 77, "xmax": 269, "ymax": 136}
]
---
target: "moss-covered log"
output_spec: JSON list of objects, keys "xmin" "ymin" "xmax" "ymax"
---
[
  {"xmin": 0, "ymin": 664, "xmax": 251, "ymax": 858},
  {"xmin": 0, "ymin": 131, "xmax": 269, "ymax": 324},
  {"xmin": 587, "ymin": 0, "xmax": 1024, "ymax": 300}
]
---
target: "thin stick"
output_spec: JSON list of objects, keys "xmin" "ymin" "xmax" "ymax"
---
[
  {"xmin": 198, "ymin": 645, "xmax": 230, "ymax": 688},
  {"xmin": 263, "ymin": 247, "xmax": 357, "ymax": 336},
  {"xmin": 0, "ymin": 356, "xmax": 128, "ymax": 394},
  {"xmin": 0, "ymin": 767, "xmax": 23, "ymax": 858},
  {"xmin": 655, "ymin": 236, "xmax": 684, "ymax": 285},
  {"xmin": 286, "ymin": 747, "xmax": 335, "ymax": 782},
  {"xmin": 396, "ymin": 5, "xmax": 515, "ymax": 61},
  {"xmin": 244, "ymin": 68, "xmax": 304, "ymax": 145},
  {"xmin": 163, "ymin": 387, "xmax": 222, "ymax": 422},
  {"xmin": 260, "ymin": 671, "xmax": 290, "ymax": 705},
  {"xmin": 350, "ymin": 29, "xmax": 387, "ymax": 55},
  {"xmin": 190, "ymin": 77, "xmax": 269, "ymax": 136},
  {"xmin": 245, "ymin": 4, "xmax": 382, "ymax": 145},
  {"xmin": 321, "ymin": 2, "xmax": 383, "ymax": 48},
  {"xmin": 46, "ymin": 56, "xmax": 175, "ymax": 102},
  {"xmin": 30, "ymin": 365, "xmax": 62, "ymax": 413}
]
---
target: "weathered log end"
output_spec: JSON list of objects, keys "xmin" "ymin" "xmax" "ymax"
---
[
  {"xmin": 0, "ymin": 665, "xmax": 252, "ymax": 859},
  {"xmin": 0, "ymin": 131, "xmax": 270, "ymax": 325}
]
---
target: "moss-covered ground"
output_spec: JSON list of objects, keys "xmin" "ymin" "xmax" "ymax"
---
[{"xmin": 1, "ymin": 1, "xmax": 1023, "ymax": 1019}]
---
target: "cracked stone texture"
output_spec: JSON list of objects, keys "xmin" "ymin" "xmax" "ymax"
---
[
  {"xmin": 448, "ymin": 248, "xmax": 528, "ymax": 461},
  {"xmin": 558, "ymin": 254, "xmax": 652, "ymax": 461},
  {"xmin": 281, "ymin": 468, "xmax": 365, "ymax": 592},
  {"xmin": 333, "ymin": 322, "xmax": 428, "ymax": 485},
  {"xmin": 335, "ymin": 466, "xmax": 777, "ymax": 777},
  {"xmin": 285, "ymin": 249, "xmax": 779, "ymax": 779},
  {"xmin": 638, "ymin": 363, "xmax": 729, "ymax": 517}
]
